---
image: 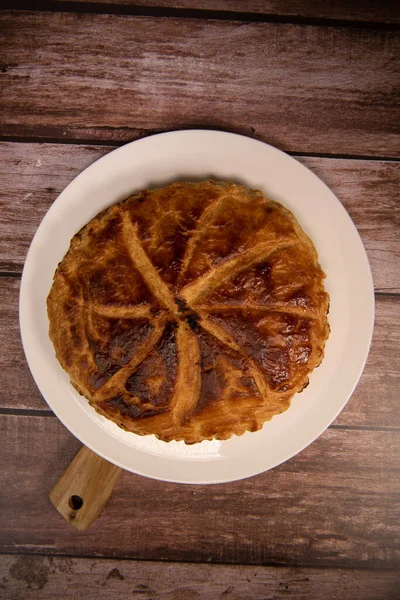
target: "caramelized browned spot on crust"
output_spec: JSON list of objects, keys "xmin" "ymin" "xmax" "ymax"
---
[
  {"xmin": 183, "ymin": 195, "xmax": 296, "ymax": 285},
  {"xmin": 101, "ymin": 396, "xmax": 169, "ymax": 420},
  {"xmin": 197, "ymin": 245, "xmax": 327, "ymax": 315},
  {"xmin": 205, "ymin": 310, "xmax": 314, "ymax": 391},
  {"xmin": 196, "ymin": 328, "xmax": 261, "ymax": 414},
  {"xmin": 47, "ymin": 181, "xmax": 330, "ymax": 443},
  {"xmin": 87, "ymin": 317, "xmax": 153, "ymax": 390},
  {"xmin": 124, "ymin": 321, "xmax": 177, "ymax": 407}
]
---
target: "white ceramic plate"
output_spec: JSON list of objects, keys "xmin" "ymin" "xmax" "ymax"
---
[{"xmin": 19, "ymin": 130, "xmax": 374, "ymax": 484}]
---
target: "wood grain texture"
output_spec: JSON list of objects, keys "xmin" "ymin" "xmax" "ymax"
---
[
  {"xmin": 0, "ymin": 555, "xmax": 399, "ymax": 600},
  {"xmin": 56, "ymin": 0, "xmax": 400, "ymax": 25},
  {"xmin": 0, "ymin": 414, "xmax": 399, "ymax": 568},
  {"xmin": 0, "ymin": 277, "xmax": 46, "ymax": 411},
  {"xmin": 0, "ymin": 142, "xmax": 398, "ymax": 291},
  {"xmin": 49, "ymin": 446, "xmax": 122, "ymax": 530},
  {"xmin": 0, "ymin": 13, "xmax": 399, "ymax": 156},
  {"xmin": 301, "ymin": 157, "xmax": 400, "ymax": 295},
  {"xmin": 0, "ymin": 142, "xmax": 110, "ymax": 274}
]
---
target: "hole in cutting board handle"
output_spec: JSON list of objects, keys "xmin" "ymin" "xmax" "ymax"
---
[{"xmin": 68, "ymin": 495, "xmax": 84, "ymax": 510}]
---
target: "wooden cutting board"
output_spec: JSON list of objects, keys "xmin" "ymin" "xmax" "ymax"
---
[{"xmin": 49, "ymin": 446, "xmax": 122, "ymax": 530}]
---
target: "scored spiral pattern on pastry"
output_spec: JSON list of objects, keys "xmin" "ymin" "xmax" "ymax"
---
[{"xmin": 47, "ymin": 181, "xmax": 330, "ymax": 443}]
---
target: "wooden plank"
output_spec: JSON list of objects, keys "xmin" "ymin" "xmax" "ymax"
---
[
  {"xmin": 0, "ymin": 278, "xmax": 46, "ymax": 411},
  {"xmin": 0, "ymin": 13, "xmax": 399, "ymax": 156},
  {"xmin": 0, "ymin": 414, "xmax": 399, "ymax": 568},
  {"xmin": 0, "ymin": 143, "xmax": 398, "ymax": 292},
  {"xmin": 334, "ymin": 295, "xmax": 400, "ymax": 428},
  {"xmin": 0, "ymin": 143, "xmax": 109, "ymax": 274},
  {"xmin": 0, "ymin": 555, "xmax": 399, "ymax": 600},
  {"xmin": 1, "ymin": 272, "xmax": 399, "ymax": 429},
  {"xmin": 54, "ymin": 0, "xmax": 400, "ymax": 26},
  {"xmin": 300, "ymin": 157, "xmax": 400, "ymax": 295}
]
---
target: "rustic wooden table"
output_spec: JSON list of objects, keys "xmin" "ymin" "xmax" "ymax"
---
[{"xmin": 0, "ymin": 2, "xmax": 399, "ymax": 598}]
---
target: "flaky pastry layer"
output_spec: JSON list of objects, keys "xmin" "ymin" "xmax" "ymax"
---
[{"xmin": 47, "ymin": 181, "xmax": 330, "ymax": 443}]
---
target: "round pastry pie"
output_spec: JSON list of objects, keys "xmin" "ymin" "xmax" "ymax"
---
[{"xmin": 47, "ymin": 180, "xmax": 330, "ymax": 443}]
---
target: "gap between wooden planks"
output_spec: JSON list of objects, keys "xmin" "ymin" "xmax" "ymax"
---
[
  {"xmin": 0, "ymin": 12, "xmax": 399, "ymax": 156},
  {"xmin": 0, "ymin": 276, "xmax": 399, "ymax": 429},
  {"xmin": 6, "ymin": 0, "xmax": 400, "ymax": 26},
  {"xmin": 0, "ymin": 142, "xmax": 398, "ymax": 292},
  {"xmin": 0, "ymin": 554, "xmax": 399, "ymax": 600},
  {"xmin": 0, "ymin": 413, "xmax": 399, "ymax": 569}
]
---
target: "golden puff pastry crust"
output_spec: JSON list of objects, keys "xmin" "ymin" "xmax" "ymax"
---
[{"xmin": 47, "ymin": 181, "xmax": 330, "ymax": 443}]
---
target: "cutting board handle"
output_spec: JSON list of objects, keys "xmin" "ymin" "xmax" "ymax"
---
[{"xmin": 49, "ymin": 446, "xmax": 122, "ymax": 531}]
